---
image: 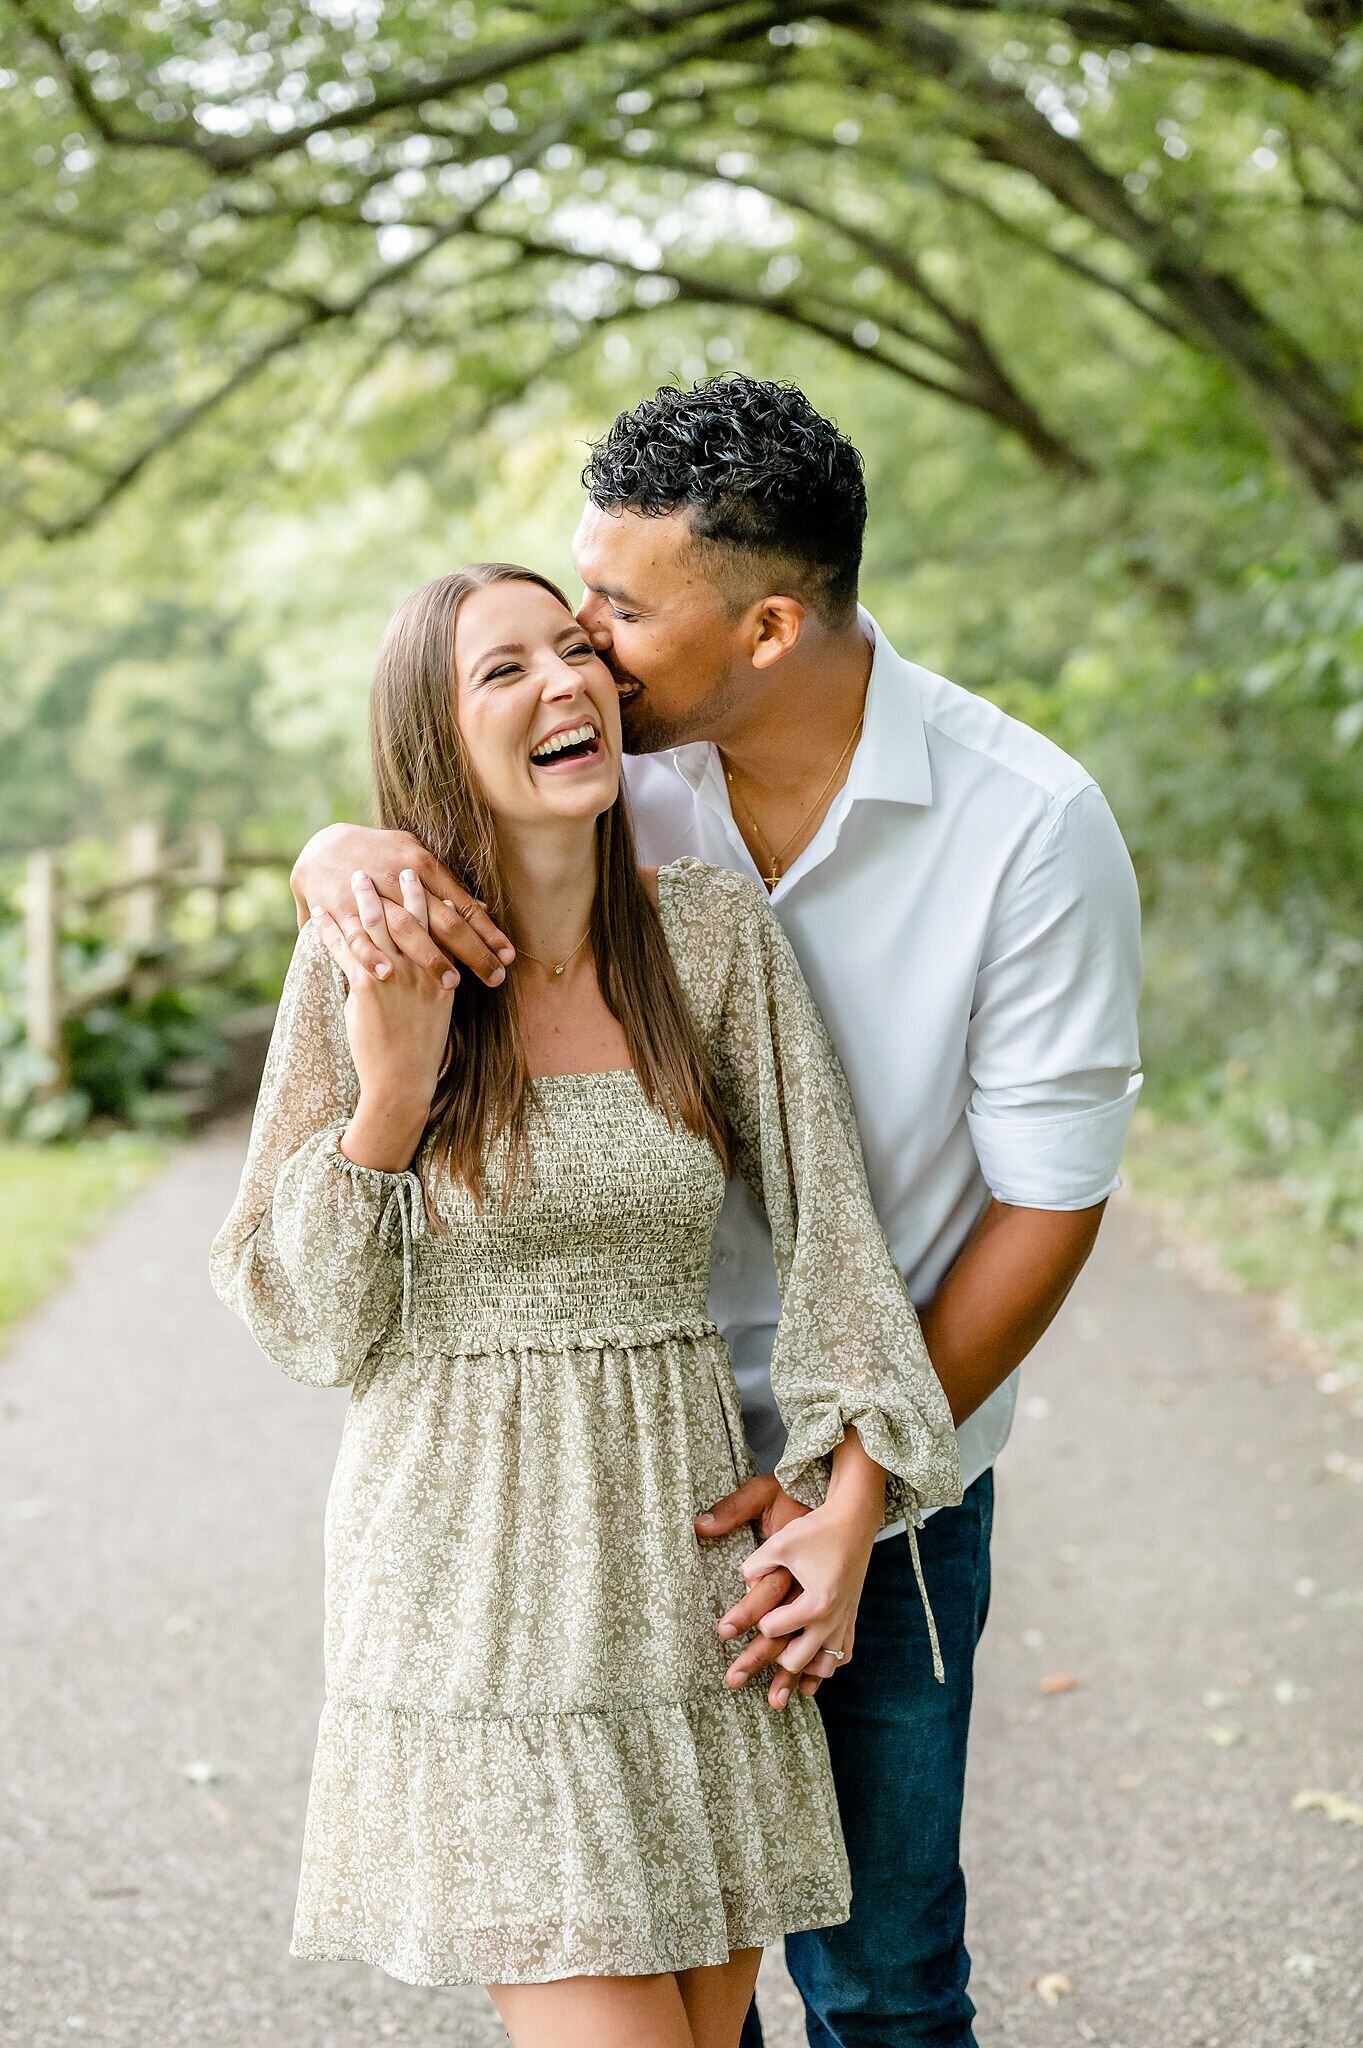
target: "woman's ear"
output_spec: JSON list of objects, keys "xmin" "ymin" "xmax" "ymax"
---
[{"xmin": 750, "ymin": 596, "xmax": 807, "ymax": 670}]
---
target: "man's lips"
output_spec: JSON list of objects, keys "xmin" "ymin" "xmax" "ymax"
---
[{"xmin": 597, "ymin": 649, "xmax": 643, "ymax": 702}]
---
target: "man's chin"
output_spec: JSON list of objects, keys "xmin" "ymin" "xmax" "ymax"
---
[{"xmin": 619, "ymin": 702, "xmax": 682, "ymax": 756}]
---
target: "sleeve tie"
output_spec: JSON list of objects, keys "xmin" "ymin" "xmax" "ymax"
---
[
  {"xmin": 378, "ymin": 1171, "xmax": 427, "ymax": 1342},
  {"xmin": 904, "ymin": 1498, "xmax": 946, "ymax": 1686}
]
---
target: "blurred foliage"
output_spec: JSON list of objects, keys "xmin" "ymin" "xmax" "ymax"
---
[
  {"xmin": 0, "ymin": 856, "xmax": 296, "ymax": 1138},
  {"xmin": 0, "ymin": 4, "xmax": 1358, "ymax": 1307}
]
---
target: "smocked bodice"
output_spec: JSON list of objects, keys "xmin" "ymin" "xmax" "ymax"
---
[{"xmin": 407, "ymin": 1070, "xmax": 726, "ymax": 1353}]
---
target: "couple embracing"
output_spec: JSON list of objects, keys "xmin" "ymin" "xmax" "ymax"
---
[{"xmin": 211, "ymin": 376, "xmax": 1142, "ymax": 2048}]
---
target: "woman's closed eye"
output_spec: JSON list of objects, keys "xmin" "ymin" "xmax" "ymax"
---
[{"xmin": 481, "ymin": 638, "xmax": 596, "ymax": 684}]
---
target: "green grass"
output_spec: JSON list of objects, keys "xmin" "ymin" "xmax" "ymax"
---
[
  {"xmin": 1122, "ymin": 1110, "xmax": 1363, "ymax": 1387},
  {"xmin": 0, "ymin": 1135, "xmax": 168, "ymax": 1347}
]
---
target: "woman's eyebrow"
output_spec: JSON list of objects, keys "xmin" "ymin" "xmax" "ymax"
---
[{"xmin": 476, "ymin": 642, "xmax": 524, "ymax": 665}]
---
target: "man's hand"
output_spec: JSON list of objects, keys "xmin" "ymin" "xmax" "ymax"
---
[
  {"xmin": 694, "ymin": 1475, "xmax": 822, "ymax": 1705},
  {"xmin": 291, "ymin": 823, "xmax": 516, "ymax": 990}
]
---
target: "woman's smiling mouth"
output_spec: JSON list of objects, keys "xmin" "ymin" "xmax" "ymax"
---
[{"xmin": 529, "ymin": 717, "xmax": 604, "ymax": 769}]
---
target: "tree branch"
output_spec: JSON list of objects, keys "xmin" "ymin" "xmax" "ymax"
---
[
  {"xmin": 7, "ymin": 0, "xmax": 782, "ymax": 172},
  {"xmin": 928, "ymin": 173, "xmax": 1192, "ymax": 342},
  {"xmin": 923, "ymin": 0, "xmax": 1337, "ymax": 93},
  {"xmin": 589, "ymin": 132, "xmax": 1094, "ymax": 471},
  {"xmin": 463, "ymin": 221, "xmax": 1094, "ymax": 471},
  {"xmin": 653, "ymin": 97, "xmax": 1193, "ymax": 343},
  {"xmin": 829, "ymin": 0, "xmax": 1363, "ymax": 542},
  {"xmin": 19, "ymin": 112, "xmax": 570, "ymax": 537}
]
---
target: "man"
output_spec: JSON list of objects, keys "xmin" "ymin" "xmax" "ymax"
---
[{"xmin": 292, "ymin": 376, "xmax": 1142, "ymax": 2047}]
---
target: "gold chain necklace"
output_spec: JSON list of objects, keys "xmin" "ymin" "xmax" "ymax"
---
[
  {"xmin": 725, "ymin": 710, "xmax": 865, "ymax": 889},
  {"xmin": 512, "ymin": 927, "xmax": 592, "ymax": 978}
]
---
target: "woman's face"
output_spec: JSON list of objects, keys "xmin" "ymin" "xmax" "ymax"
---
[{"xmin": 451, "ymin": 580, "xmax": 621, "ymax": 828}]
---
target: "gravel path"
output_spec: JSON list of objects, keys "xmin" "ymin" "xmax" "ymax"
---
[{"xmin": 2, "ymin": 1122, "xmax": 1359, "ymax": 2048}]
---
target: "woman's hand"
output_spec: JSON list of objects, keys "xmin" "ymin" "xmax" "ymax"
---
[
  {"xmin": 292, "ymin": 821, "xmax": 516, "ymax": 990},
  {"xmin": 312, "ymin": 870, "xmax": 456, "ymax": 1172},
  {"xmin": 722, "ymin": 1432, "xmax": 886, "ymax": 1710}
]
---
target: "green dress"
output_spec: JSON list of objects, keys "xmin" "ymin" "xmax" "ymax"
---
[{"xmin": 210, "ymin": 857, "xmax": 962, "ymax": 1987}]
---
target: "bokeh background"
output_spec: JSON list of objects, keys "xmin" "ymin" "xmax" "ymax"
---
[{"xmin": 1, "ymin": 6, "xmax": 1360, "ymax": 2045}]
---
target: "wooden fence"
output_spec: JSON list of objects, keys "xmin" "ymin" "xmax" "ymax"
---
[{"xmin": 20, "ymin": 821, "xmax": 293, "ymax": 1100}]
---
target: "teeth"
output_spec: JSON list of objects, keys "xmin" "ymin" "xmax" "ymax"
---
[{"xmin": 530, "ymin": 721, "xmax": 598, "ymax": 762}]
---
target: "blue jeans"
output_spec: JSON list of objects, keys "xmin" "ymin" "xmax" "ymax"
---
[{"xmin": 740, "ymin": 1471, "xmax": 994, "ymax": 2048}]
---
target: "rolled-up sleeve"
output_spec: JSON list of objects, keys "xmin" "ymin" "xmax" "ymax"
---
[{"xmin": 966, "ymin": 783, "xmax": 1143, "ymax": 1211}]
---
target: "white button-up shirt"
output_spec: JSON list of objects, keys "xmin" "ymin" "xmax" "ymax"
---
[{"xmin": 625, "ymin": 611, "xmax": 1143, "ymax": 1526}]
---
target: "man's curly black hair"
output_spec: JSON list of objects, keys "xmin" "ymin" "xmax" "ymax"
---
[{"xmin": 582, "ymin": 376, "xmax": 867, "ymax": 621}]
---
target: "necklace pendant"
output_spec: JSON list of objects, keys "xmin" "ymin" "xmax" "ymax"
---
[{"xmin": 553, "ymin": 962, "xmax": 565, "ymax": 976}]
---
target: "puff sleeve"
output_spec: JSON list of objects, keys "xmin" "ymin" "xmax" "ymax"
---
[{"xmin": 208, "ymin": 921, "xmax": 425, "ymax": 1386}]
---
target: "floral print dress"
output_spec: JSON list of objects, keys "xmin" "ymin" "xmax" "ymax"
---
[{"xmin": 210, "ymin": 857, "xmax": 962, "ymax": 1987}]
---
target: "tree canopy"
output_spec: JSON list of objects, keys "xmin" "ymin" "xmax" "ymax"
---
[{"xmin": 4, "ymin": 2, "xmax": 1362, "ymax": 552}]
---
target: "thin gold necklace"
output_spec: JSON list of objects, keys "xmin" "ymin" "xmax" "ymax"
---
[
  {"xmin": 725, "ymin": 709, "xmax": 865, "ymax": 889},
  {"xmin": 513, "ymin": 927, "xmax": 592, "ymax": 978}
]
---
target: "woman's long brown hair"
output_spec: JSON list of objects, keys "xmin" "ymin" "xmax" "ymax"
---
[{"xmin": 369, "ymin": 563, "xmax": 732, "ymax": 1206}]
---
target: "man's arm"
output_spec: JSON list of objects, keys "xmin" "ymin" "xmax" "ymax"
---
[
  {"xmin": 705, "ymin": 783, "xmax": 1143, "ymax": 1683},
  {"xmin": 917, "ymin": 1196, "xmax": 1105, "ymax": 1427},
  {"xmin": 290, "ymin": 822, "xmax": 516, "ymax": 989},
  {"xmin": 699, "ymin": 1195, "xmax": 1104, "ymax": 1691}
]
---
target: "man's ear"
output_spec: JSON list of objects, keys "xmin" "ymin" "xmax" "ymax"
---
[{"xmin": 750, "ymin": 596, "xmax": 807, "ymax": 670}]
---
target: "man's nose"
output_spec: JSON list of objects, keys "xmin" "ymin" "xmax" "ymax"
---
[{"xmin": 576, "ymin": 592, "xmax": 612, "ymax": 649}]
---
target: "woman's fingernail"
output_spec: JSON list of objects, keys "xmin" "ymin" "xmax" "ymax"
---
[
  {"xmin": 374, "ymin": 962, "xmax": 391, "ymax": 980},
  {"xmin": 440, "ymin": 971, "xmax": 459, "ymax": 991},
  {"xmin": 310, "ymin": 904, "xmax": 323, "ymax": 920},
  {"xmin": 497, "ymin": 946, "xmax": 516, "ymax": 964},
  {"xmin": 400, "ymin": 868, "xmax": 414, "ymax": 883},
  {"xmin": 488, "ymin": 966, "xmax": 506, "ymax": 986},
  {"xmin": 442, "ymin": 898, "xmax": 456, "ymax": 909}
]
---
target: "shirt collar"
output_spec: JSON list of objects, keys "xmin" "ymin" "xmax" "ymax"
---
[{"xmin": 669, "ymin": 606, "xmax": 933, "ymax": 811}]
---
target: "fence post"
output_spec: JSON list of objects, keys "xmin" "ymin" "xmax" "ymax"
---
[
  {"xmin": 195, "ymin": 822, "xmax": 228, "ymax": 935},
  {"xmin": 123, "ymin": 820, "xmax": 163, "ymax": 951},
  {"xmin": 24, "ymin": 848, "xmax": 67, "ymax": 1091}
]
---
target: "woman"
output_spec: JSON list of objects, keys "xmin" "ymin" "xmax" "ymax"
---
[{"xmin": 210, "ymin": 563, "xmax": 962, "ymax": 2048}]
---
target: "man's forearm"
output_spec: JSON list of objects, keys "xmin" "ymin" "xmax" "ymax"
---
[
  {"xmin": 289, "ymin": 822, "xmax": 515, "ymax": 988},
  {"xmin": 918, "ymin": 1197, "xmax": 1107, "ymax": 1427}
]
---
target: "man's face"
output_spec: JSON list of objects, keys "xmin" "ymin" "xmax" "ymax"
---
[{"xmin": 571, "ymin": 502, "xmax": 749, "ymax": 754}]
